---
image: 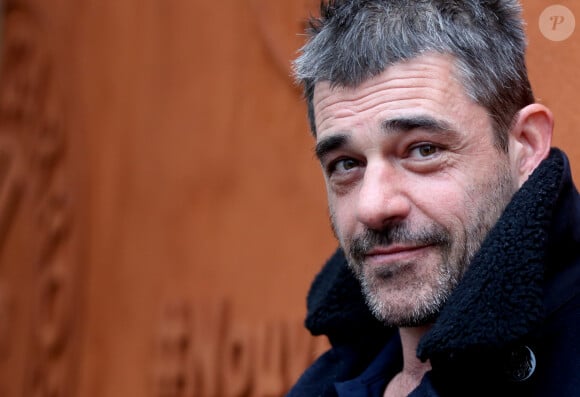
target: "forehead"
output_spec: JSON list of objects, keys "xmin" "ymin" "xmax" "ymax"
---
[{"xmin": 312, "ymin": 53, "xmax": 482, "ymax": 137}]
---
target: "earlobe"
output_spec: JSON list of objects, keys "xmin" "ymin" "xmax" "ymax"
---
[{"xmin": 508, "ymin": 104, "xmax": 553, "ymax": 186}]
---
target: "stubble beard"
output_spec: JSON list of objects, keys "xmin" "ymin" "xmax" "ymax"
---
[{"xmin": 332, "ymin": 159, "xmax": 517, "ymax": 328}]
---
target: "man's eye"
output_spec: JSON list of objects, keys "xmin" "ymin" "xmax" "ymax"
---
[
  {"xmin": 330, "ymin": 158, "xmax": 360, "ymax": 173},
  {"xmin": 410, "ymin": 144, "xmax": 438, "ymax": 158}
]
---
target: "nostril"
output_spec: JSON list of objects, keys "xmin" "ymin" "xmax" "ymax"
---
[{"xmin": 356, "ymin": 190, "xmax": 411, "ymax": 230}]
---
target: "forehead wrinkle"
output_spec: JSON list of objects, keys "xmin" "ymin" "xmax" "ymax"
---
[
  {"xmin": 312, "ymin": 54, "xmax": 477, "ymax": 141},
  {"xmin": 313, "ymin": 54, "xmax": 457, "ymax": 106},
  {"xmin": 316, "ymin": 78, "xmax": 451, "ymax": 111},
  {"xmin": 314, "ymin": 80, "xmax": 455, "ymax": 133}
]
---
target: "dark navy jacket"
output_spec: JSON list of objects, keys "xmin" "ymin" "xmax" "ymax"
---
[{"xmin": 288, "ymin": 149, "xmax": 580, "ymax": 396}]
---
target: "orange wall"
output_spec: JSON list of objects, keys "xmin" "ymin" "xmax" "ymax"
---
[{"xmin": 525, "ymin": 0, "xmax": 580, "ymax": 179}]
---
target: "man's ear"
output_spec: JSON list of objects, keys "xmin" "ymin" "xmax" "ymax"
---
[{"xmin": 508, "ymin": 104, "xmax": 553, "ymax": 187}]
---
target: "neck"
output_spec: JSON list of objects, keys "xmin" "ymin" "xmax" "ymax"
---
[
  {"xmin": 399, "ymin": 326, "xmax": 431, "ymax": 377},
  {"xmin": 398, "ymin": 325, "xmax": 432, "ymax": 376},
  {"xmin": 383, "ymin": 325, "xmax": 432, "ymax": 397}
]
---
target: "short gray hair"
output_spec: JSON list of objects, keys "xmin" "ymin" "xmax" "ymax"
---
[{"xmin": 293, "ymin": 0, "xmax": 535, "ymax": 150}]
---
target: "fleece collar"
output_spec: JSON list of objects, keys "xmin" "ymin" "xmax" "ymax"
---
[
  {"xmin": 306, "ymin": 149, "xmax": 574, "ymax": 355},
  {"xmin": 418, "ymin": 148, "xmax": 566, "ymax": 359}
]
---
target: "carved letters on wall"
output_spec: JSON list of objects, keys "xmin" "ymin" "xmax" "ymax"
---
[
  {"xmin": 0, "ymin": 2, "xmax": 80, "ymax": 396},
  {"xmin": 0, "ymin": 279, "xmax": 13, "ymax": 360},
  {"xmin": 0, "ymin": 136, "xmax": 22, "ymax": 361},
  {"xmin": 153, "ymin": 300, "xmax": 328, "ymax": 397},
  {"xmin": 0, "ymin": 136, "xmax": 24, "ymax": 252}
]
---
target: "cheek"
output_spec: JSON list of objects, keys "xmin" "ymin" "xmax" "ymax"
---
[
  {"xmin": 327, "ymin": 194, "xmax": 358, "ymax": 237},
  {"xmin": 410, "ymin": 181, "xmax": 470, "ymax": 229}
]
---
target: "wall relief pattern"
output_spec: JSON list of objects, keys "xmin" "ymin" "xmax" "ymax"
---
[
  {"xmin": 0, "ymin": 1, "xmax": 81, "ymax": 396},
  {"xmin": 152, "ymin": 299, "xmax": 328, "ymax": 397}
]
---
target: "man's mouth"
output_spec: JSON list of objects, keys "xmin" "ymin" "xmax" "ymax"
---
[{"xmin": 363, "ymin": 244, "xmax": 432, "ymax": 265}]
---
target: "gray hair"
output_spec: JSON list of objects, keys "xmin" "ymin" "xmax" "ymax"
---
[{"xmin": 293, "ymin": 0, "xmax": 535, "ymax": 150}]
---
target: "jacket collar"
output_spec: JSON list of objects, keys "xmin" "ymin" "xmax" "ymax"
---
[{"xmin": 418, "ymin": 148, "xmax": 570, "ymax": 359}]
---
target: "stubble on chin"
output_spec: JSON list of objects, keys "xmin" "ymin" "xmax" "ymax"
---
[
  {"xmin": 339, "ymin": 222, "xmax": 458, "ymax": 327},
  {"xmin": 357, "ymin": 256, "xmax": 460, "ymax": 328}
]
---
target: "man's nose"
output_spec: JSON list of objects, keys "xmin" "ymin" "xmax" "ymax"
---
[{"xmin": 355, "ymin": 162, "xmax": 411, "ymax": 230}]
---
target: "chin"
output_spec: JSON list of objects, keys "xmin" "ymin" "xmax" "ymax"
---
[{"xmin": 363, "ymin": 283, "xmax": 448, "ymax": 328}]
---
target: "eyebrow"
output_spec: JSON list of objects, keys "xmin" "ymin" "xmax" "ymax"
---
[
  {"xmin": 314, "ymin": 115, "xmax": 456, "ymax": 162},
  {"xmin": 315, "ymin": 134, "xmax": 349, "ymax": 162},
  {"xmin": 382, "ymin": 116, "xmax": 454, "ymax": 134}
]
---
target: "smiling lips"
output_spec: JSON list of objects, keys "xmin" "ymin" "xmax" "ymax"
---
[{"xmin": 364, "ymin": 244, "xmax": 431, "ymax": 265}]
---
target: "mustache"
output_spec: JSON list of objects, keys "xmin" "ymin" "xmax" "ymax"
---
[{"xmin": 350, "ymin": 223, "xmax": 451, "ymax": 262}]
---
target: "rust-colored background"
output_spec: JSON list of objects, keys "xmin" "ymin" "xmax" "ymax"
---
[{"xmin": 0, "ymin": 1, "xmax": 578, "ymax": 396}]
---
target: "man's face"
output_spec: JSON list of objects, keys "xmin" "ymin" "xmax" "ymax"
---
[{"xmin": 313, "ymin": 54, "xmax": 519, "ymax": 327}]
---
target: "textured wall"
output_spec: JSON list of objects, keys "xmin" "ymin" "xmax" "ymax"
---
[
  {"xmin": 0, "ymin": 1, "xmax": 578, "ymax": 396},
  {"xmin": 525, "ymin": 0, "xmax": 580, "ymax": 175}
]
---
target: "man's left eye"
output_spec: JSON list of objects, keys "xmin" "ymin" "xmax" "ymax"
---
[{"xmin": 410, "ymin": 144, "xmax": 438, "ymax": 158}]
